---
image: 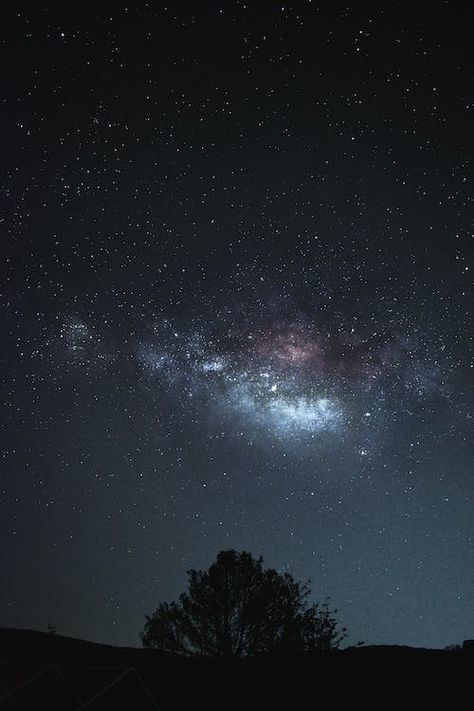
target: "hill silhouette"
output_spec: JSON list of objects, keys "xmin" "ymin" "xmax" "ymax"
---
[{"xmin": 1, "ymin": 628, "xmax": 473, "ymax": 709}]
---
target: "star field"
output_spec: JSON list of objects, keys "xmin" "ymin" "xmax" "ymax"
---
[{"xmin": 1, "ymin": 1, "xmax": 473, "ymax": 650}]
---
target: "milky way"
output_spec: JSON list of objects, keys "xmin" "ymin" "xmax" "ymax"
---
[{"xmin": 55, "ymin": 304, "xmax": 462, "ymax": 457}]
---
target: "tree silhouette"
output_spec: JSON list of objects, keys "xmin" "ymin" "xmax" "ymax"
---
[{"xmin": 141, "ymin": 550, "xmax": 346, "ymax": 657}]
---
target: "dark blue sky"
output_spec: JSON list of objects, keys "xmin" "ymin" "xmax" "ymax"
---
[{"xmin": 1, "ymin": 0, "xmax": 472, "ymax": 649}]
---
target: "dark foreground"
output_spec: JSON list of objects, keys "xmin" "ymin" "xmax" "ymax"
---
[{"xmin": 1, "ymin": 628, "xmax": 472, "ymax": 709}]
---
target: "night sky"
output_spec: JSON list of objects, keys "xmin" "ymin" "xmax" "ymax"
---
[{"xmin": 1, "ymin": 1, "xmax": 473, "ymax": 650}]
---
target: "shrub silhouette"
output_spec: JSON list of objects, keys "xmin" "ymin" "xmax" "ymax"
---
[{"xmin": 141, "ymin": 550, "xmax": 346, "ymax": 657}]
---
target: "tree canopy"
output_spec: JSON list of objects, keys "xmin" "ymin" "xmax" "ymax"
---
[{"xmin": 141, "ymin": 550, "xmax": 346, "ymax": 657}]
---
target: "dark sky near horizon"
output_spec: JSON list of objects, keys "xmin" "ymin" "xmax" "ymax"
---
[{"xmin": 1, "ymin": 0, "xmax": 473, "ymax": 649}]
